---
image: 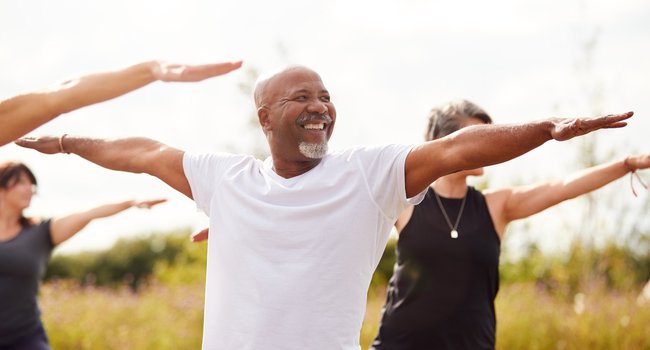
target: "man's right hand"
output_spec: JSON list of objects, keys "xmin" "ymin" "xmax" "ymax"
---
[
  {"xmin": 191, "ymin": 228, "xmax": 209, "ymax": 243},
  {"xmin": 550, "ymin": 111, "xmax": 633, "ymax": 141}
]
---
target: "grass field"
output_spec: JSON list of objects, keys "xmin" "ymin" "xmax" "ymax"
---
[{"xmin": 40, "ymin": 280, "xmax": 650, "ymax": 349}]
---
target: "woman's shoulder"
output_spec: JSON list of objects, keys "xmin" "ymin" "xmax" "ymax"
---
[{"xmin": 21, "ymin": 216, "xmax": 52, "ymax": 232}]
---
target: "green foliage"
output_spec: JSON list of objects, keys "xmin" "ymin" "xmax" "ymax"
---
[
  {"xmin": 371, "ymin": 238, "xmax": 397, "ymax": 287},
  {"xmin": 500, "ymin": 239, "xmax": 650, "ymax": 299},
  {"xmin": 45, "ymin": 229, "xmax": 194, "ymax": 289},
  {"xmin": 153, "ymin": 234, "xmax": 207, "ymax": 286}
]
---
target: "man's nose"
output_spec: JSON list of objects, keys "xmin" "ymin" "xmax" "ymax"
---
[{"xmin": 307, "ymin": 99, "xmax": 328, "ymax": 114}]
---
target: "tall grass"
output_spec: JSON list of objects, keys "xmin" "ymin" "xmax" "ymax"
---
[
  {"xmin": 40, "ymin": 280, "xmax": 649, "ymax": 349},
  {"xmin": 40, "ymin": 281, "xmax": 204, "ymax": 350},
  {"xmin": 39, "ymin": 233, "xmax": 649, "ymax": 349},
  {"xmin": 360, "ymin": 282, "xmax": 650, "ymax": 350},
  {"xmin": 495, "ymin": 283, "xmax": 650, "ymax": 350}
]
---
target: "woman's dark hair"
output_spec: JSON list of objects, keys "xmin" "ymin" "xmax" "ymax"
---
[
  {"xmin": 0, "ymin": 161, "xmax": 37, "ymax": 227},
  {"xmin": 425, "ymin": 99, "xmax": 493, "ymax": 141}
]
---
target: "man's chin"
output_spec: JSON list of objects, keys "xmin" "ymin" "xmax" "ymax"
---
[{"xmin": 299, "ymin": 142, "xmax": 328, "ymax": 159}]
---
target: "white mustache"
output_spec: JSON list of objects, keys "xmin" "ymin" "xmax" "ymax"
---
[{"xmin": 297, "ymin": 113, "xmax": 332, "ymax": 124}]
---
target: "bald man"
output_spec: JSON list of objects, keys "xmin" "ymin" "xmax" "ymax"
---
[{"xmin": 17, "ymin": 64, "xmax": 632, "ymax": 350}]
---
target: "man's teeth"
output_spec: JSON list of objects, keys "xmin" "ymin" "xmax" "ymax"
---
[{"xmin": 304, "ymin": 123, "xmax": 325, "ymax": 130}]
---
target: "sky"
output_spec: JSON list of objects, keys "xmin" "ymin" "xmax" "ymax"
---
[{"xmin": 1, "ymin": 0, "xmax": 648, "ymax": 256}]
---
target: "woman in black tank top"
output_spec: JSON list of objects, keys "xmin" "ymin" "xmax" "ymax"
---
[{"xmin": 372, "ymin": 100, "xmax": 649, "ymax": 350}]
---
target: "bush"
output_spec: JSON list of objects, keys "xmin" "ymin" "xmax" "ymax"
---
[
  {"xmin": 45, "ymin": 229, "xmax": 193, "ymax": 290},
  {"xmin": 500, "ymin": 240, "xmax": 650, "ymax": 298}
]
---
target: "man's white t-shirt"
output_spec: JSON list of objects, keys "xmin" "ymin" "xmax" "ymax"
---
[{"xmin": 183, "ymin": 144, "xmax": 425, "ymax": 350}]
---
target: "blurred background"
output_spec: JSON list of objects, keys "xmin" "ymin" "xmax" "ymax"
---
[{"xmin": 1, "ymin": 0, "xmax": 649, "ymax": 348}]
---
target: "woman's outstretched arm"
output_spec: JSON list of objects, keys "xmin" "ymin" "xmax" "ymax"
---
[
  {"xmin": 49, "ymin": 198, "xmax": 166, "ymax": 246},
  {"xmin": 0, "ymin": 60, "xmax": 242, "ymax": 146},
  {"xmin": 485, "ymin": 153, "xmax": 649, "ymax": 236}
]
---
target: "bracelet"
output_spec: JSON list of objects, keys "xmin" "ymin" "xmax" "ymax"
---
[
  {"xmin": 59, "ymin": 134, "xmax": 70, "ymax": 154},
  {"xmin": 624, "ymin": 157, "xmax": 647, "ymax": 197},
  {"xmin": 623, "ymin": 157, "xmax": 635, "ymax": 172}
]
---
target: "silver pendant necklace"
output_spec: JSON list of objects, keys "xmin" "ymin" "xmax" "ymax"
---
[{"xmin": 433, "ymin": 189, "xmax": 467, "ymax": 239}]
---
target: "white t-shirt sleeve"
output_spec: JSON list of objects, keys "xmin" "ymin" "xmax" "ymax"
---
[
  {"xmin": 182, "ymin": 152, "xmax": 242, "ymax": 214},
  {"xmin": 355, "ymin": 144, "xmax": 426, "ymax": 220}
]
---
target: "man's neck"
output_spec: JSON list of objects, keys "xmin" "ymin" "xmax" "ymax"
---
[{"xmin": 271, "ymin": 157, "xmax": 323, "ymax": 178}]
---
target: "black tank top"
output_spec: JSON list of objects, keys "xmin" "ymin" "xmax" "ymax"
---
[{"xmin": 372, "ymin": 187, "xmax": 500, "ymax": 350}]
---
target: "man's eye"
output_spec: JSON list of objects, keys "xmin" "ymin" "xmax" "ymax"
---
[
  {"xmin": 320, "ymin": 96, "xmax": 330, "ymax": 102},
  {"xmin": 295, "ymin": 96, "xmax": 307, "ymax": 101}
]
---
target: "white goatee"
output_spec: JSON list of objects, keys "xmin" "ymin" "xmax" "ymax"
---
[{"xmin": 299, "ymin": 142, "xmax": 328, "ymax": 159}]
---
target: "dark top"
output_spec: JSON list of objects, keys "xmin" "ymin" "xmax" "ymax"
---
[
  {"xmin": 0, "ymin": 220, "xmax": 53, "ymax": 346},
  {"xmin": 372, "ymin": 187, "xmax": 501, "ymax": 350}
]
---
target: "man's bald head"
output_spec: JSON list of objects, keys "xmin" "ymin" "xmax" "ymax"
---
[{"xmin": 253, "ymin": 65, "xmax": 322, "ymax": 109}]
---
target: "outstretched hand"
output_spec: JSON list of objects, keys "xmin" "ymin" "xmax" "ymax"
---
[
  {"xmin": 134, "ymin": 198, "xmax": 167, "ymax": 209},
  {"xmin": 152, "ymin": 60, "xmax": 243, "ymax": 82},
  {"xmin": 551, "ymin": 111, "xmax": 633, "ymax": 141},
  {"xmin": 15, "ymin": 135, "xmax": 63, "ymax": 154},
  {"xmin": 191, "ymin": 228, "xmax": 209, "ymax": 243}
]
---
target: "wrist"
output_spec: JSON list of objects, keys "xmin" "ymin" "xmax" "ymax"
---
[
  {"xmin": 624, "ymin": 157, "xmax": 636, "ymax": 172},
  {"xmin": 542, "ymin": 118, "xmax": 558, "ymax": 141},
  {"xmin": 147, "ymin": 60, "xmax": 163, "ymax": 82}
]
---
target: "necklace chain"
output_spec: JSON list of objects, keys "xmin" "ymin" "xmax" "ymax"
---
[{"xmin": 433, "ymin": 189, "xmax": 467, "ymax": 239}]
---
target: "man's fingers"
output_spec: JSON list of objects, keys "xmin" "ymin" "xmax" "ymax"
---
[
  {"xmin": 554, "ymin": 111, "xmax": 632, "ymax": 141},
  {"xmin": 583, "ymin": 111, "xmax": 633, "ymax": 131},
  {"xmin": 601, "ymin": 111, "xmax": 633, "ymax": 124},
  {"xmin": 191, "ymin": 228, "xmax": 209, "ymax": 243},
  {"xmin": 600, "ymin": 122, "xmax": 628, "ymax": 129},
  {"xmin": 619, "ymin": 111, "xmax": 634, "ymax": 119}
]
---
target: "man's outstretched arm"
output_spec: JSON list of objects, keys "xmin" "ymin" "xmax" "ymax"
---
[
  {"xmin": 15, "ymin": 135, "xmax": 192, "ymax": 198},
  {"xmin": 404, "ymin": 112, "xmax": 633, "ymax": 197},
  {"xmin": 0, "ymin": 60, "xmax": 242, "ymax": 146}
]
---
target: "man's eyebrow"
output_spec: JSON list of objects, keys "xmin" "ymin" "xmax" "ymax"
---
[{"xmin": 288, "ymin": 88, "xmax": 329, "ymax": 95}]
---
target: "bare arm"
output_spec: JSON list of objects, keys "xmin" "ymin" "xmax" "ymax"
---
[
  {"xmin": 15, "ymin": 135, "xmax": 191, "ymax": 198},
  {"xmin": 404, "ymin": 112, "xmax": 633, "ymax": 197},
  {"xmin": 485, "ymin": 153, "xmax": 649, "ymax": 236},
  {"xmin": 0, "ymin": 60, "xmax": 242, "ymax": 146},
  {"xmin": 50, "ymin": 199, "xmax": 166, "ymax": 246}
]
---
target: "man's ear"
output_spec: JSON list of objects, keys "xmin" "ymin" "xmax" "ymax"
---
[{"xmin": 258, "ymin": 107, "xmax": 271, "ymax": 132}]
